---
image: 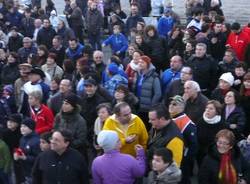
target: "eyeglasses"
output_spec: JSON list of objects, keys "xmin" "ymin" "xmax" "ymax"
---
[{"xmin": 217, "ymin": 141, "xmax": 230, "ymax": 146}]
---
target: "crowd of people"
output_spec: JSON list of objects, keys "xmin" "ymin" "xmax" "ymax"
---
[{"xmin": 0, "ymin": 0, "xmax": 250, "ymax": 183}]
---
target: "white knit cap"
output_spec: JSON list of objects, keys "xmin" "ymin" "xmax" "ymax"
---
[
  {"xmin": 219, "ymin": 72, "xmax": 235, "ymax": 86},
  {"xmin": 97, "ymin": 130, "xmax": 119, "ymax": 152}
]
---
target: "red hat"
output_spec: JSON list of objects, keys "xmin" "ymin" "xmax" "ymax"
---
[{"xmin": 140, "ymin": 55, "xmax": 151, "ymax": 66}]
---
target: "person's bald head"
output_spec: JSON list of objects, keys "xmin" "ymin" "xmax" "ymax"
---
[{"xmin": 170, "ymin": 55, "xmax": 183, "ymax": 71}]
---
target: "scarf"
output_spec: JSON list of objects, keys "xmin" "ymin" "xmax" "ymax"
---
[
  {"xmin": 244, "ymin": 88, "xmax": 250, "ymax": 96},
  {"xmin": 203, "ymin": 113, "xmax": 221, "ymax": 124},
  {"xmin": 218, "ymin": 151, "xmax": 237, "ymax": 184}
]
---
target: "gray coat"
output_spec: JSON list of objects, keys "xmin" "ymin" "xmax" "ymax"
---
[
  {"xmin": 54, "ymin": 106, "xmax": 87, "ymax": 151},
  {"xmin": 136, "ymin": 65, "xmax": 162, "ymax": 112},
  {"xmin": 147, "ymin": 162, "xmax": 182, "ymax": 184}
]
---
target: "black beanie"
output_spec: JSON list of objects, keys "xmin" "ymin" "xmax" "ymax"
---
[
  {"xmin": 8, "ymin": 113, "xmax": 23, "ymax": 124},
  {"xmin": 64, "ymin": 94, "xmax": 79, "ymax": 108},
  {"xmin": 21, "ymin": 118, "xmax": 36, "ymax": 130}
]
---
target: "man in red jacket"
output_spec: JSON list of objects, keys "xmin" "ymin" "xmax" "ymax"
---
[{"xmin": 226, "ymin": 22, "xmax": 250, "ymax": 62}]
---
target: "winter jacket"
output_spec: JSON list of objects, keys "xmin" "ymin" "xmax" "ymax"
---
[
  {"xmin": 92, "ymin": 149, "xmax": 145, "ymax": 184},
  {"xmin": 1, "ymin": 62, "xmax": 20, "ymax": 85},
  {"xmin": 147, "ymin": 121, "xmax": 184, "ymax": 167},
  {"xmin": 157, "ymin": 15, "xmax": 175, "ymax": 37},
  {"xmin": 21, "ymin": 17, "xmax": 35, "ymax": 38},
  {"xmin": 86, "ymin": 8, "xmax": 103, "ymax": 35},
  {"xmin": 199, "ymin": 145, "xmax": 250, "ymax": 184},
  {"xmin": 135, "ymin": 65, "xmax": 162, "ymax": 112},
  {"xmin": 17, "ymin": 46, "xmax": 37, "ymax": 64},
  {"xmin": 19, "ymin": 132, "xmax": 41, "ymax": 177},
  {"xmin": 185, "ymin": 92, "xmax": 208, "ymax": 124},
  {"xmin": 208, "ymin": 31, "xmax": 227, "ymax": 61},
  {"xmin": 2, "ymin": 127, "xmax": 22, "ymax": 154},
  {"xmin": 103, "ymin": 33, "xmax": 128, "ymax": 54},
  {"xmin": 69, "ymin": 6, "xmax": 84, "ymax": 27},
  {"xmin": 186, "ymin": 55, "xmax": 218, "ymax": 93},
  {"xmin": 125, "ymin": 61, "xmax": 139, "ymax": 90},
  {"xmin": 211, "ymin": 87, "xmax": 236, "ymax": 104},
  {"xmin": 57, "ymin": 26, "xmax": 75, "ymax": 47},
  {"xmin": 36, "ymin": 26, "xmax": 57, "ymax": 49},
  {"xmin": 54, "ymin": 107, "xmax": 88, "ymax": 152},
  {"xmin": 65, "ymin": 43, "xmax": 84, "ymax": 62},
  {"xmin": 147, "ymin": 162, "xmax": 182, "ymax": 184},
  {"xmin": 126, "ymin": 14, "xmax": 144, "ymax": 33},
  {"xmin": 30, "ymin": 104, "xmax": 54, "ymax": 135},
  {"xmin": 8, "ymin": 34, "xmax": 23, "ymax": 52},
  {"xmin": 0, "ymin": 139, "xmax": 11, "ymax": 173},
  {"xmin": 221, "ymin": 105, "xmax": 246, "ymax": 141},
  {"xmin": 103, "ymin": 114, "xmax": 148, "ymax": 157},
  {"xmin": 226, "ymin": 31, "xmax": 250, "ymax": 62},
  {"xmin": 41, "ymin": 63, "xmax": 64, "ymax": 79},
  {"xmin": 161, "ymin": 68, "xmax": 181, "ymax": 93},
  {"xmin": 104, "ymin": 73, "xmax": 128, "ymax": 96},
  {"xmin": 5, "ymin": 10, "xmax": 23, "ymax": 28},
  {"xmin": 32, "ymin": 148, "xmax": 89, "ymax": 184},
  {"xmin": 218, "ymin": 58, "xmax": 239, "ymax": 75},
  {"xmin": 197, "ymin": 115, "xmax": 226, "ymax": 165}
]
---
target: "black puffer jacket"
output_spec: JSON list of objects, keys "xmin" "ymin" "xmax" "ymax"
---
[
  {"xmin": 1, "ymin": 62, "xmax": 20, "ymax": 85},
  {"xmin": 199, "ymin": 145, "xmax": 250, "ymax": 184}
]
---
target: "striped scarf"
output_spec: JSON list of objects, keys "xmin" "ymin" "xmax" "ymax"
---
[{"xmin": 218, "ymin": 151, "xmax": 237, "ymax": 184}]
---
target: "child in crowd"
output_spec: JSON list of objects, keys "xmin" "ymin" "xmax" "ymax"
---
[
  {"xmin": 233, "ymin": 63, "xmax": 247, "ymax": 91},
  {"xmin": 148, "ymin": 148, "xmax": 182, "ymax": 184},
  {"xmin": 238, "ymin": 134, "xmax": 250, "ymax": 165},
  {"xmin": 40, "ymin": 132, "xmax": 52, "ymax": 152}
]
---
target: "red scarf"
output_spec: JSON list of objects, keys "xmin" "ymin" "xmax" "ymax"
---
[{"xmin": 218, "ymin": 151, "xmax": 237, "ymax": 184}]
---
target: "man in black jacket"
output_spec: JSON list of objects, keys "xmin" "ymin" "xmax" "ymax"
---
[
  {"xmin": 186, "ymin": 42, "xmax": 218, "ymax": 97},
  {"xmin": 32, "ymin": 129, "xmax": 89, "ymax": 184}
]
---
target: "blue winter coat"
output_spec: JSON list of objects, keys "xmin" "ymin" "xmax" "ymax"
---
[
  {"xmin": 103, "ymin": 33, "xmax": 128, "ymax": 54},
  {"xmin": 66, "ymin": 43, "xmax": 84, "ymax": 62},
  {"xmin": 157, "ymin": 15, "xmax": 175, "ymax": 37}
]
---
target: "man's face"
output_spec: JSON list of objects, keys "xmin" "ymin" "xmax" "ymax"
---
[
  {"xmin": 84, "ymin": 84, "xmax": 97, "ymax": 96},
  {"xmin": 169, "ymin": 101, "xmax": 183, "ymax": 115},
  {"xmin": 152, "ymin": 155, "xmax": 169, "ymax": 172},
  {"xmin": 61, "ymin": 101, "xmax": 74, "ymax": 112},
  {"xmin": 59, "ymin": 80, "xmax": 71, "ymax": 93},
  {"xmin": 117, "ymin": 105, "xmax": 132, "ymax": 125},
  {"xmin": 23, "ymin": 40, "xmax": 32, "ymax": 48},
  {"xmin": 170, "ymin": 56, "xmax": 182, "ymax": 71},
  {"xmin": 184, "ymin": 83, "xmax": 197, "ymax": 98},
  {"xmin": 50, "ymin": 132, "xmax": 69, "ymax": 154},
  {"xmin": 52, "ymin": 38, "xmax": 60, "ymax": 48},
  {"xmin": 69, "ymin": 40, "xmax": 77, "ymax": 50},
  {"xmin": 223, "ymin": 51, "xmax": 233, "ymax": 63},
  {"xmin": 214, "ymin": 23, "xmax": 222, "ymax": 33},
  {"xmin": 195, "ymin": 45, "xmax": 206, "ymax": 58},
  {"xmin": 43, "ymin": 20, "xmax": 50, "ymax": 28},
  {"xmin": 19, "ymin": 66, "xmax": 31, "ymax": 77},
  {"xmin": 148, "ymin": 111, "xmax": 162, "ymax": 130},
  {"xmin": 131, "ymin": 5, "xmax": 138, "ymax": 15},
  {"xmin": 180, "ymin": 67, "xmax": 192, "ymax": 82}
]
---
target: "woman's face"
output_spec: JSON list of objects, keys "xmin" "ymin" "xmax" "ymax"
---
[
  {"xmin": 204, "ymin": 104, "xmax": 217, "ymax": 119},
  {"xmin": 136, "ymin": 23, "xmax": 143, "ymax": 31},
  {"xmin": 38, "ymin": 49, "xmax": 45, "ymax": 57},
  {"xmin": 147, "ymin": 30, "xmax": 155, "ymax": 37},
  {"xmin": 28, "ymin": 95, "xmax": 39, "ymax": 106},
  {"xmin": 62, "ymin": 101, "xmax": 74, "ymax": 112},
  {"xmin": 219, "ymin": 80, "xmax": 231, "ymax": 90},
  {"xmin": 114, "ymin": 90, "xmax": 126, "ymax": 101},
  {"xmin": 185, "ymin": 43, "xmax": 193, "ymax": 52},
  {"xmin": 98, "ymin": 107, "xmax": 110, "ymax": 122},
  {"xmin": 244, "ymin": 80, "xmax": 250, "ymax": 89},
  {"xmin": 7, "ymin": 55, "xmax": 16, "ymax": 63},
  {"xmin": 132, "ymin": 52, "xmax": 141, "ymax": 63},
  {"xmin": 50, "ymin": 80, "xmax": 59, "ymax": 91},
  {"xmin": 128, "ymin": 46, "xmax": 135, "ymax": 56},
  {"xmin": 216, "ymin": 137, "xmax": 232, "ymax": 154},
  {"xmin": 224, "ymin": 91, "xmax": 235, "ymax": 105}
]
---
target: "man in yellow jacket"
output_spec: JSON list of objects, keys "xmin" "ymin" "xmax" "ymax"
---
[
  {"xmin": 148, "ymin": 104, "xmax": 184, "ymax": 167},
  {"xmin": 103, "ymin": 102, "xmax": 148, "ymax": 157}
]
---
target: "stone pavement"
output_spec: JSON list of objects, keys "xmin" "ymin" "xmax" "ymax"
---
[{"xmin": 49, "ymin": 0, "xmax": 250, "ymax": 25}]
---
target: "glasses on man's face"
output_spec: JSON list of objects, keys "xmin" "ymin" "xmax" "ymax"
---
[{"xmin": 95, "ymin": 56, "xmax": 102, "ymax": 59}]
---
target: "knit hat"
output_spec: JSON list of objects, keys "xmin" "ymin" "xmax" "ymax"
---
[
  {"xmin": 219, "ymin": 72, "xmax": 235, "ymax": 86},
  {"xmin": 64, "ymin": 94, "xmax": 79, "ymax": 108},
  {"xmin": 21, "ymin": 118, "xmax": 36, "ymax": 130},
  {"xmin": 170, "ymin": 95, "xmax": 186, "ymax": 106},
  {"xmin": 3, "ymin": 85, "xmax": 14, "ymax": 94},
  {"xmin": 97, "ymin": 130, "xmax": 119, "ymax": 152},
  {"xmin": 8, "ymin": 113, "xmax": 23, "ymax": 124},
  {"xmin": 140, "ymin": 55, "xmax": 151, "ymax": 67},
  {"xmin": 108, "ymin": 63, "xmax": 119, "ymax": 75}
]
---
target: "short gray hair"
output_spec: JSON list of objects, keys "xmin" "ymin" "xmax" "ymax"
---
[
  {"xmin": 28, "ymin": 90, "xmax": 43, "ymax": 102},
  {"xmin": 185, "ymin": 80, "xmax": 201, "ymax": 92}
]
